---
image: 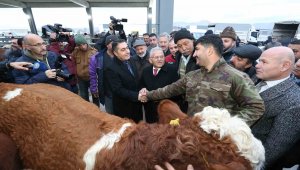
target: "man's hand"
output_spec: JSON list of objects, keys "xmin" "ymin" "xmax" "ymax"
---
[
  {"xmin": 45, "ymin": 69, "xmax": 57, "ymax": 79},
  {"xmin": 154, "ymin": 162, "xmax": 194, "ymax": 170},
  {"xmin": 138, "ymin": 88, "xmax": 148, "ymax": 102},
  {"xmin": 9, "ymin": 62, "xmax": 32, "ymax": 70},
  {"xmin": 56, "ymin": 76, "xmax": 65, "ymax": 82},
  {"xmin": 92, "ymin": 92, "xmax": 99, "ymax": 98},
  {"xmin": 50, "ymin": 32, "xmax": 57, "ymax": 40}
]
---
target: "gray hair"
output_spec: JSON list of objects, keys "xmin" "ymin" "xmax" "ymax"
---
[
  {"xmin": 150, "ymin": 47, "xmax": 164, "ymax": 57},
  {"xmin": 159, "ymin": 32, "xmax": 170, "ymax": 41}
]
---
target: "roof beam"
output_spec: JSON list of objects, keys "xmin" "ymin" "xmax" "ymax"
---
[
  {"xmin": 69, "ymin": 0, "xmax": 89, "ymax": 8},
  {"xmin": 90, "ymin": 2, "xmax": 148, "ymax": 7},
  {"xmin": 0, "ymin": 0, "xmax": 26, "ymax": 8}
]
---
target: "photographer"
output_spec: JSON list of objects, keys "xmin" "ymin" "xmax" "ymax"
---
[
  {"xmin": 13, "ymin": 34, "xmax": 71, "ymax": 91},
  {"xmin": 95, "ymin": 16, "xmax": 127, "ymax": 52},
  {"xmin": 47, "ymin": 32, "xmax": 78, "ymax": 93}
]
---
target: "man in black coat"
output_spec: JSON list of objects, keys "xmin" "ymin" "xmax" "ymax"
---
[
  {"xmin": 105, "ymin": 39, "xmax": 143, "ymax": 123},
  {"xmin": 230, "ymin": 44, "xmax": 262, "ymax": 85},
  {"xmin": 140, "ymin": 47, "xmax": 181, "ymax": 123},
  {"xmin": 173, "ymin": 28, "xmax": 199, "ymax": 78}
]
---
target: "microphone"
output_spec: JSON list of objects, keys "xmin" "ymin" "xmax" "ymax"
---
[
  {"xmin": 110, "ymin": 16, "xmax": 117, "ymax": 21},
  {"xmin": 28, "ymin": 62, "xmax": 48, "ymax": 73}
]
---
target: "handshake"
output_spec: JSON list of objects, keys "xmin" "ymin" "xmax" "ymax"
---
[{"xmin": 138, "ymin": 88, "xmax": 149, "ymax": 103}]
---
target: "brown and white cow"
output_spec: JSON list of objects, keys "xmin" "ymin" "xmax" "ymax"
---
[{"xmin": 0, "ymin": 83, "xmax": 265, "ymax": 170}]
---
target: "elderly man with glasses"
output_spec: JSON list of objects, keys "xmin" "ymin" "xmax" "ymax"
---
[{"xmin": 13, "ymin": 33, "xmax": 71, "ymax": 90}]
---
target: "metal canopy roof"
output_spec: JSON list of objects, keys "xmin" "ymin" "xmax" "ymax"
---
[{"xmin": 0, "ymin": 0, "xmax": 151, "ymax": 8}]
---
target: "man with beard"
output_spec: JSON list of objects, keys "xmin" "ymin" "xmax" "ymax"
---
[
  {"xmin": 13, "ymin": 34, "xmax": 71, "ymax": 90},
  {"xmin": 140, "ymin": 34, "xmax": 264, "ymax": 126},
  {"xmin": 132, "ymin": 39, "xmax": 151, "ymax": 81},
  {"xmin": 158, "ymin": 32, "xmax": 171, "ymax": 56},
  {"xmin": 147, "ymin": 33, "xmax": 158, "ymax": 52},
  {"xmin": 230, "ymin": 44, "xmax": 262, "ymax": 84},
  {"xmin": 220, "ymin": 26, "xmax": 237, "ymax": 63}
]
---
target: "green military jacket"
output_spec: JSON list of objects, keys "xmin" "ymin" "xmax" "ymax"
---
[{"xmin": 147, "ymin": 58, "xmax": 264, "ymax": 126}]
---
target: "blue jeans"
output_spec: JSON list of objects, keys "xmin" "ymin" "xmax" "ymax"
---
[{"xmin": 78, "ymin": 78, "xmax": 89, "ymax": 101}]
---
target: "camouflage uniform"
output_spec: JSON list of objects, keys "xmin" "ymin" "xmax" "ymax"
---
[{"xmin": 147, "ymin": 58, "xmax": 264, "ymax": 126}]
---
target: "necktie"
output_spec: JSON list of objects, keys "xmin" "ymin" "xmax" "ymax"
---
[
  {"xmin": 153, "ymin": 68, "xmax": 158, "ymax": 76},
  {"xmin": 124, "ymin": 61, "xmax": 134, "ymax": 76},
  {"xmin": 256, "ymin": 81, "xmax": 267, "ymax": 92}
]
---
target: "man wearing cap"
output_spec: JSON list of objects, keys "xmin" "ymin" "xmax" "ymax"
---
[
  {"xmin": 71, "ymin": 34, "xmax": 98, "ymax": 105},
  {"xmin": 220, "ymin": 26, "xmax": 237, "ymax": 63},
  {"xmin": 89, "ymin": 35, "xmax": 118, "ymax": 112},
  {"xmin": 131, "ymin": 39, "xmax": 151, "ymax": 81},
  {"xmin": 230, "ymin": 44, "xmax": 262, "ymax": 84},
  {"xmin": 173, "ymin": 28, "xmax": 199, "ymax": 78}
]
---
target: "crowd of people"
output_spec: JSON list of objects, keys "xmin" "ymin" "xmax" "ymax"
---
[{"xmin": 0, "ymin": 23, "xmax": 300, "ymax": 169}]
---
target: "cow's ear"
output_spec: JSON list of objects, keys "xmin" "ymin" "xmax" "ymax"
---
[{"xmin": 157, "ymin": 99, "xmax": 187, "ymax": 124}]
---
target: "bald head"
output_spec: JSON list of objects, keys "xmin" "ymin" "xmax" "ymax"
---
[
  {"xmin": 23, "ymin": 33, "xmax": 47, "ymax": 58},
  {"xmin": 264, "ymin": 46, "xmax": 295, "ymax": 64},
  {"xmin": 23, "ymin": 34, "xmax": 43, "ymax": 45},
  {"xmin": 256, "ymin": 47, "xmax": 294, "ymax": 81}
]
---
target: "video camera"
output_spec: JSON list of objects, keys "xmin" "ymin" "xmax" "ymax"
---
[
  {"xmin": 110, "ymin": 16, "xmax": 127, "ymax": 31},
  {"xmin": 42, "ymin": 23, "xmax": 72, "ymax": 42}
]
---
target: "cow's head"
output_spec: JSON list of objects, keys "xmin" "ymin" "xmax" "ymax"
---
[{"xmin": 158, "ymin": 100, "xmax": 265, "ymax": 170}]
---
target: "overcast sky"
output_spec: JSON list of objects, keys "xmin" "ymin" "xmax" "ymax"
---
[
  {"xmin": 0, "ymin": 0, "xmax": 300, "ymax": 33},
  {"xmin": 174, "ymin": 0, "xmax": 300, "ymax": 24}
]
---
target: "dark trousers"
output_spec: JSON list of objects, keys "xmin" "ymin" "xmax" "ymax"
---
[{"xmin": 78, "ymin": 78, "xmax": 99, "ymax": 107}]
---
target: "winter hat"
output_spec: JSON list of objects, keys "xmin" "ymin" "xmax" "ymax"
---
[
  {"xmin": 204, "ymin": 30, "xmax": 213, "ymax": 35},
  {"xmin": 220, "ymin": 26, "xmax": 237, "ymax": 41},
  {"xmin": 105, "ymin": 35, "xmax": 118, "ymax": 45},
  {"xmin": 233, "ymin": 44, "xmax": 262, "ymax": 61},
  {"xmin": 74, "ymin": 34, "xmax": 87, "ymax": 45},
  {"xmin": 174, "ymin": 28, "xmax": 194, "ymax": 44},
  {"xmin": 133, "ymin": 39, "xmax": 146, "ymax": 48}
]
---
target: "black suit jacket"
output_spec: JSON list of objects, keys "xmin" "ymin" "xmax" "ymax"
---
[
  {"xmin": 140, "ymin": 64, "xmax": 181, "ymax": 123},
  {"xmin": 106, "ymin": 57, "xmax": 142, "ymax": 122}
]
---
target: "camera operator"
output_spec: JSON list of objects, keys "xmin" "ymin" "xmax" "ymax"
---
[
  {"xmin": 13, "ymin": 33, "xmax": 71, "ymax": 91},
  {"xmin": 94, "ymin": 16, "xmax": 127, "ymax": 52},
  {"xmin": 47, "ymin": 32, "xmax": 78, "ymax": 93},
  {"xmin": 1, "ymin": 37, "xmax": 24, "ymax": 82}
]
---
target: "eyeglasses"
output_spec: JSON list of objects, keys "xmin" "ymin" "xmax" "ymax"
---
[
  {"xmin": 151, "ymin": 55, "xmax": 165, "ymax": 60},
  {"xmin": 28, "ymin": 42, "xmax": 47, "ymax": 47}
]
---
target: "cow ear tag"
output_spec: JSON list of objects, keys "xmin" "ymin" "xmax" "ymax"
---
[{"xmin": 169, "ymin": 118, "xmax": 180, "ymax": 126}]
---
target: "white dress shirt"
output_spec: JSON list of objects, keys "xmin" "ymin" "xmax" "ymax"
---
[{"xmin": 259, "ymin": 76, "xmax": 290, "ymax": 93}]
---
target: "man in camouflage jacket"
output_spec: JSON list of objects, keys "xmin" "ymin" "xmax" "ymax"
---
[{"xmin": 142, "ymin": 35, "xmax": 264, "ymax": 126}]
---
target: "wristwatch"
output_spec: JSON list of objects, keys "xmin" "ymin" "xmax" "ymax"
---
[{"xmin": 6, "ymin": 61, "xmax": 13, "ymax": 70}]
